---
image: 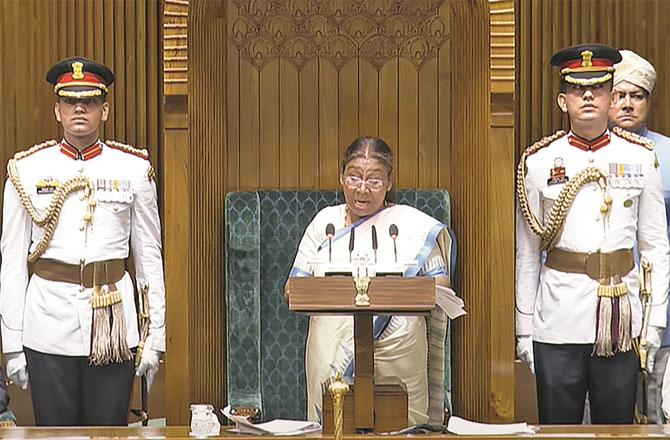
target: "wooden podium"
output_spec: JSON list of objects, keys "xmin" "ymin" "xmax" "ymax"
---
[{"xmin": 285, "ymin": 276, "xmax": 435, "ymax": 432}]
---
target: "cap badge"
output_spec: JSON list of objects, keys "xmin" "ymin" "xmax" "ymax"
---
[
  {"xmin": 71, "ymin": 61, "xmax": 84, "ymax": 80},
  {"xmin": 580, "ymin": 50, "xmax": 593, "ymax": 68}
]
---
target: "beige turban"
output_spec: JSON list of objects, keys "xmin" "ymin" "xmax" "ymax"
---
[{"xmin": 613, "ymin": 49, "xmax": 657, "ymax": 94}]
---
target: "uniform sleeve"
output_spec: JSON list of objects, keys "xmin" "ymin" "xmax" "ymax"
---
[
  {"xmin": 0, "ymin": 179, "xmax": 32, "ymax": 353},
  {"xmin": 130, "ymin": 163, "xmax": 166, "ymax": 352},
  {"xmin": 515, "ymin": 161, "xmax": 542, "ymax": 337},
  {"xmin": 637, "ymin": 154, "xmax": 670, "ymax": 329}
]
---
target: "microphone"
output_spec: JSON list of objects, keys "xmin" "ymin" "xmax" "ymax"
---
[
  {"xmin": 348, "ymin": 226, "xmax": 355, "ymax": 263},
  {"xmin": 325, "ymin": 223, "xmax": 335, "ymax": 263},
  {"xmin": 371, "ymin": 225, "xmax": 378, "ymax": 264},
  {"xmin": 389, "ymin": 224, "xmax": 398, "ymax": 263}
]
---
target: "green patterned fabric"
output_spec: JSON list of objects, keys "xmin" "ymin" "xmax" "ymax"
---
[
  {"xmin": 225, "ymin": 190, "xmax": 454, "ymax": 421},
  {"xmin": 0, "ymin": 410, "xmax": 16, "ymax": 426}
]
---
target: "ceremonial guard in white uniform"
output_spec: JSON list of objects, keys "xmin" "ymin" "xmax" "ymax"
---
[
  {"xmin": 0, "ymin": 57, "xmax": 166, "ymax": 425},
  {"xmin": 516, "ymin": 44, "xmax": 670, "ymax": 424}
]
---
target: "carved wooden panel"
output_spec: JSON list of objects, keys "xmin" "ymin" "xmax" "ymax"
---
[
  {"xmin": 164, "ymin": 0, "xmax": 189, "ymax": 95},
  {"xmin": 225, "ymin": 2, "xmax": 452, "ymax": 193},
  {"xmin": 229, "ymin": 0, "xmax": 449, "ymax": 70},
  {"xmin": 489, "ymin": 0, "xmax": 514, "ymax": 94}
]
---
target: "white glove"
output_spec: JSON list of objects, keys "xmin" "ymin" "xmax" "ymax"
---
[
  {"xmin": 6, "ymin": 352, "xmax": 28, "ymax": 390},
  {"xmin": 135, "ymin": 348, "xmax": 161, "ymax": 391},
  {"xmin": 516, "ymin": 335, "xmax": 534, "ymax": 374},
  {"xmin": 646, "ymin": 325, "xmax": 663, "ymax": 374}
]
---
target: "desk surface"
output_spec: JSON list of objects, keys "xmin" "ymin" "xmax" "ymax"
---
[{"xmin": 0, "ymin": 425, "xmax": 669, "ymax": 439}]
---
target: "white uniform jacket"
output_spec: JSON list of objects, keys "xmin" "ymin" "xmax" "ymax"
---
[
  {"xmin": 0, "ymin": 140, "xmax": 166, "ymax": 356},
  {"xmin": 516, "ymin": 130, "xmax": 670, "ymax": 344}
]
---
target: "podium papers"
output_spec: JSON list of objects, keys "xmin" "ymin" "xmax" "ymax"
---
[
  {"xmin": 446, "ymin": 416, "xmax": 536, "ymax": 435},
  {"xmin": 436, "ymin": 285, "xmax": 466, "ymax": 319},
  {"xmin": 222, "ymin": 406, "xmax": 321, "ymax": 436}
]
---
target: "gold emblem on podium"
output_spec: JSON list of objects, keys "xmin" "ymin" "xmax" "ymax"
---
[
  {"xmin": 328, "ymin": 372, "xmax": 349, "ymax": 440},
  {"xmin": 353, "ymin": 274, "xmax": 371, "ymax": 307}
]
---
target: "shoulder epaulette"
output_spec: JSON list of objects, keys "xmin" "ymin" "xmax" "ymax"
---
[
  {"xmin": 105, "ymin": 140, "xmax": 149, "ymax": 159},
  {"xmin": 523, "ymin": 130, "xmax": 566, "ymax": 157},
  {"xmin": 147, "ymin": 166, "xmax": 156, "ymax": 182},
  {"xmin": 612, "ymin": 126, "xmax": 654, "ymax": 150},
  {"xmin": 13, "ymin": 140, "xmax": 58, "ymax": 161}
]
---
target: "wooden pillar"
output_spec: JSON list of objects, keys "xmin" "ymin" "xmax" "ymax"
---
[
  {"xmin": 165, "ymin": 0, "xmax": 228, "ymax": 424},
  {"xmin": 189, "ymin": 0, "xmax": 228, "ymax": 418},
  {"xmin": 163, "ymin": 0, "xmax": 191, "ymax": 425},
  {"xmin": 449, "ymin": 0, "xmax": 515, "ymax": 422}
]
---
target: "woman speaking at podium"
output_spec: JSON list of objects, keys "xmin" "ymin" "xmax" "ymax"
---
[{"xmin": 289, "ymin": 136, "xmax": 454, "ymax": 426}]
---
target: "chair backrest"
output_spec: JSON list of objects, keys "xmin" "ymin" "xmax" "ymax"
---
[{"xmin": 225, "ymin": 189, "xmax": 453, "ymax": 421}]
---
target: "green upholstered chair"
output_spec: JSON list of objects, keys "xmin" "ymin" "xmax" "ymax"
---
[{"xmin": 225, "ymin": 189, "xmax": 456, "ymax": 423}]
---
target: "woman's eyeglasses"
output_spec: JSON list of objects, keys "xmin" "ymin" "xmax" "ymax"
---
[{"xmin": 343, "ymin": 175, "xmax": 386, "ymax": 191}]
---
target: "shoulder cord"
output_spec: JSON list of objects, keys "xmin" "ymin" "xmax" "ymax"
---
[
  {"xmin": 612, "ymin": 126, "xmax": 654, "ymax": 150},
  {"xmin": 515, "ymin": 130, "xmax": 609, "ymax": 250},
  {"xmin": 7, "ymin": 159, "xmax": 95, "ymax": 262}
]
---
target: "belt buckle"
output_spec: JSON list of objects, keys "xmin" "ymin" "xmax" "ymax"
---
[{"xmin": 585, "ymin": 251, "xmax": 602, "ymax": 280}]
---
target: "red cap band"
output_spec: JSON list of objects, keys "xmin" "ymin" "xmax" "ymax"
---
[
  {"xmin": 560, "ymin": 58, "xmax": 613, "ymax": 70},
  {"xmin": 56, "ymin": 72, "xmax": 105, "ymax": 88}
]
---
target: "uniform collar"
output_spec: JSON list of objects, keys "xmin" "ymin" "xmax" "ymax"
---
[
  {"xmin": 567, "ymin": 130, "xmax": 610, "ymax": 152},
  {"xmin": 59, "ymin": 139, "xmax": 103, "ymax": 161}
]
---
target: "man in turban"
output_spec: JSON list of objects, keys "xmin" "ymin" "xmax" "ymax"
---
[{"xmin": 610, "ymin": 49, "xmax": 670, "ymax": 423}]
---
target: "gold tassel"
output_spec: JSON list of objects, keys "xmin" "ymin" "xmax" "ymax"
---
[
  {"xmin": 89, "ymin": 284, "xmax": 130, "ymax": 366},
  {"xmin": 91, "ymin": 290, "xmax": 122, "ymax": 308},
  {"xmin": 594, "ymin": 296, "xmax": 613, "ymax": 357},
  {"xmin": 90, "ymin": 285, "xmax": 112, "ymax": 366},
  {"xmin": 593, "ymin": 281, "xmax": 630, "ymax": 357},
  {"xmin": 618, "ymin": 293, "xmax": 632, "ymax": 352},
  {"xmin": 596, "ymin": 282, "xmax": 628, "ymax": 298},
  {"xmin": 110, "ymin": 300, "xmax": 132, "ymax": 363}
]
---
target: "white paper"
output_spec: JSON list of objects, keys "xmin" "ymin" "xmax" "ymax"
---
[
  {"xmin": 222, "ymin": 405, "xmax": 321, "ymax": 436},
  {"xmin": 435, "ymin": 285, "xmax": 467, "ymax": 319},
  {"xmin": 446, "ymin": 416, "xmax": 536, "ymax": 435}
]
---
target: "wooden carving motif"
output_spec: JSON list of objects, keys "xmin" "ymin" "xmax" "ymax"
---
[
  {"xmin": 164, "ymin": 0, "xmax": 189, "ymax": 95},
  {"xmin": 230, "ymin": 0, "xmax": 448, "ymax": 70}
]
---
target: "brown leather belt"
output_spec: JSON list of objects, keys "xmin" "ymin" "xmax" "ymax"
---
[
  {"xmin": 32, "ymin": 258, "xmax": 126, "ymax": 288},
  {"xmin": 545, "ymin": 248, "xmax": 634, "ymax": 281}
]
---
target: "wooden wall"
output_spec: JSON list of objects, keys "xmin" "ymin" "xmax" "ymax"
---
[
  {"xmin": 224, "ymin": 2, "xmax": 453, "ymax": 192},
  {"xmin": 188, "ymin": 0, "xmax": 228, "ymax": 421},
  {"xmin": 0, "ymin": 0, "xmax": 161, "ymax": 169},
  {"xmin": 517, "ymin": 0, "xmax": 670, "ymax": 151}
]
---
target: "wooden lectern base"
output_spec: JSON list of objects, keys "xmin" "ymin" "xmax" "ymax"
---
[{"xmin": 321, "ymin": 383, "xmax": 408, "ymax": 433}]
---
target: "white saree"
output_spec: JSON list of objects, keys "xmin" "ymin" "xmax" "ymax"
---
[{"xmin": 289, "ymin": 204, "xmax": 453, "ymax": 426}]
